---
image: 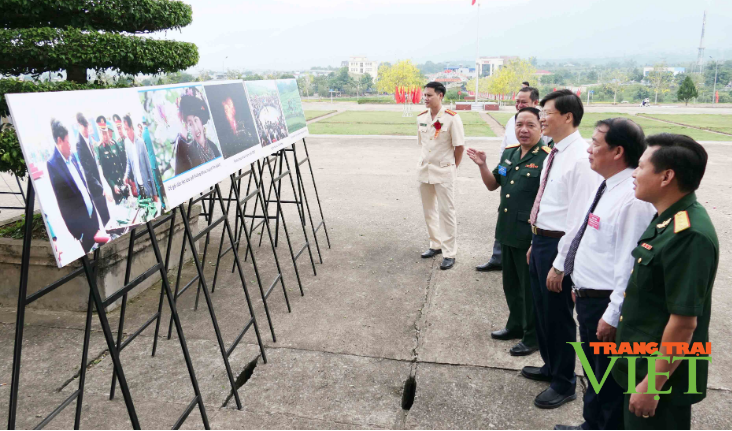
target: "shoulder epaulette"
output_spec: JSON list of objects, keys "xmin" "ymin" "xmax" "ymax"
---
[
  {"xmin": 674, "ymin": 211, "xmax": 691, "ymax": 234},
  {"xmin": 445, "ymin": 109, "xmax": 457, "ymax": 116},
  {"xmin": 505, "ymin": 144, "xmax": 520, "ymax": 149},
  {"xmin": 418, "ymin": 110, "xmax": 429, "ymax": 116},
  {"xmin": 542, "ymin": 146, "xmax": 552, "ymax": 154}
]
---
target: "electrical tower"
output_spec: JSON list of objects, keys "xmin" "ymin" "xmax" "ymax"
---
[{"xmin": 695, "ymin": 11, "xmax": 706, "ymax": 74}]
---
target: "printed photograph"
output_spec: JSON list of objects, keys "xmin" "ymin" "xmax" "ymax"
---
[
  {"xmin": 203, "ymin": 82, "xmax": 261, "ymax": 158},
  {"xmin": 7, "ymin": 89, "xmax": 162, "ymax": 267},
  {"xmin": 138, "ymin": 85, "xmax": 222, "ymax": 184},
  {"xmin": 245, "ymin": 80, "xmax": 289, "ymax": 146},
  {"xmin": 276, "ymin": 79, "xmax": 307, "ymax": 134}
]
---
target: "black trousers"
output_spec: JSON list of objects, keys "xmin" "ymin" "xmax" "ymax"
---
[
  {"xmin": 528, "ymin": 234, "xmax": 576, "ymax": 395},
  {"xmin": 576, "ymin": 296, "xmax": 623, "ymax": 430}
]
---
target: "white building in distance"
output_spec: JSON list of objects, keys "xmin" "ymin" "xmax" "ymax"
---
[
  {"xmin": 476, "ymin": 56, "xmax": 518, "ymax": 77},
  {"xmin": 341, "ymin": 56, "xmax": 379, "ymax": 79},
  {"xmin": 643, "ymin": 66, "xmax": 685, "ymax": 77}
]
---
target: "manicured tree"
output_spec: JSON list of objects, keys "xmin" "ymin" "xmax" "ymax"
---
[
  {"xmin": 0, "ymin": 0, "xmax": 199, "ymax": 177},
  {"xmin": 0, "ymin": 0, "xmax": 199, "ymax": 83},
  {"xmin": 677, "ymin": 75, "xmax": 699, "ymax": 106}
]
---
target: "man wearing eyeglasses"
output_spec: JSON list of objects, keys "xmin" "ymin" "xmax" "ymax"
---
[{"xmin": 521, "ymin": 90, "xmax": 603, "ymax": 409}]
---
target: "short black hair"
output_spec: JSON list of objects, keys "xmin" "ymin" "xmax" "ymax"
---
[
  {"xmin": 522, "ymin": 81, "xmax": 530, "ymax": 86},
  {"xmin": 515, "ymin": 107, "xmax": 541, "ymax": 122},
  {"xmin": 96, "ymin": 115, "xmax": 107, "ymax": 125},
  {"xmin": 594, "ymin": 118, "xmax": 645, "ymax": 168},
  {"xmin": 179, "ymin": 95, "xmax": 210, "ymax": 124},
  {"xmin": 540, "ymin": 89, "xmax": 584, "ymax": 127},
  {"xmin": 112, "ymin": 114, "xmax": 122, "ymax": 123},
  {"xmin": 76, "ymin": 113, "xmax": 88, "ymax": 128},
  {"xmin": 424, "ymin": 81, "xmax": 446, "ymax": 96},
  {"xmin": 123, "ymin": 114, "xmax": 134, "ymax": 129},
  {"xmin": 646, "ymin": 133, "xmax": 708, "ymax": 193},
  {"xmin": 518, "ymin": 86, "xmax": 539, "ymax": 102},
  {"xmin": 51, "ymin": 119, "xmax": 68, "ymax": 144}
]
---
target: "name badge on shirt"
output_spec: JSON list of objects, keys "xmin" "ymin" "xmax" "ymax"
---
[
  {"xmin": 588, "ymin": 213, "xmax": 600, "ymax": 230},
  {"xmin": 504, "ymin": 159, "xmax": 512, "ymax": 165},
  {"xmin": 498, "ymin": 165, "xmax": 507, "ymax": 176}
]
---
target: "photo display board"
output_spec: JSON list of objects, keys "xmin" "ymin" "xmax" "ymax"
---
[{"xmin": 7, "ymin": 79, "xmax": 308, "ymax": 267}]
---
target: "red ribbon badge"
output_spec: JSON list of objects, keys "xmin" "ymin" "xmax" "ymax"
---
[{"xmin": 434, "ymin": 120, "xmax": 442, "ymax": 138}]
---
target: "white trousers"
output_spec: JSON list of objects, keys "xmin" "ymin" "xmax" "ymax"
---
[{"xmin": 418, "ymin": 181, "xmax": 457, "ymax": 258}]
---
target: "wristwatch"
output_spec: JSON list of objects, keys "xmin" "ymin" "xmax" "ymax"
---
[{"xmin": 553, "ymin": 267, "xmax": 564, "ymax": 276}]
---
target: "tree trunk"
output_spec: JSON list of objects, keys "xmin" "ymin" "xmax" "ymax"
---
[
  {"xmin": 66, "ymin": 67, "xmax": 88, "ymax": 84},
  {"xmin": 655, "ymin": 89, "xmax": 659, "ymax": 104}
]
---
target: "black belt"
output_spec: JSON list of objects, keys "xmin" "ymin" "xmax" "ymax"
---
[
  {"xmin": 531, "ymin": 226, "xmax": 565, "ymax": 239},
  {"xmin": 572, "ymin": 287, "xmax": 613, "ymax": 299}
]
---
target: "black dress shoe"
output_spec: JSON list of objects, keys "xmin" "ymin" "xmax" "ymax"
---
[
  {"xmin": 421, "ymin": 248, "xmax": 442, "ymax": 258},
  {"xmin": 510, "ymin": 341, "xmax": 539, "ymax": 356},
  {"xmin": 534, "ymin": 387, "xmax": 576, "ymax": 409},
  {"xmin": 490, "ymin": 328, "xmax": 522, "ymax": 340},
  {"xmin": 521, "ymin": 366, "xmax": 552, "ymax": 382},
  {"xmin": 554, "ymin": 425, "xmax": 584, "ymax": 430},
  {"xmin": 476, "ymin": 261, "xmax": 502, "ymax": 272},
  {"xmin": 440, "ymin": 257, "xmax": 455, "ymax": 270}
]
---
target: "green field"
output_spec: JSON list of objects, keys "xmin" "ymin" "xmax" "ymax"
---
[
  {"xmin": 304, "ymin": 110, "xmax": 336, "ymax": 121},
  {"xmin": 277, "ymin": 79, "xmax": 307, "ymax": 133},
  {"xmin": 490, "ymin": 111, "xmax": 726, "ymax": 141},
  {"xmin": 638, "ymin": 114, "xmax": 732, "ymax": 135},
  {"xmin": 308, "ymin": 111, "xmax": 496, "ymax": 137}
]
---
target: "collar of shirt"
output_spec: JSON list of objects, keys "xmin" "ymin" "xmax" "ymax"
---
[
  {"xmin": 552, "ymin": 130, "xmax": 583, "ymax": 153},
  {"xmin": 642, "ymin": 192, "xmax": 698, "ymax": 239},
  {"xmin": 605, "ymin": 167, "xmax": 634, "ymax": 192},
  {"xmin": 430, "ymin": 107, "xmax": 446, "ymax": 125}
]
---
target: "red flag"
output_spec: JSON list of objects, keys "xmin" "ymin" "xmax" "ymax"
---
[
  {"xmin": 472, "ymin": 0, "xmax": 477, "ymax": 4},
  {"xmin": 716, "ymin": 91, "xmax": 719, "ymax": 103},
  {"xmin": 576, "ymin": 89, "xmax": 581, "ymax": 97},
  {"xmin": 553, "ymin": 87, "xmax": 557, "ymax": 92}
]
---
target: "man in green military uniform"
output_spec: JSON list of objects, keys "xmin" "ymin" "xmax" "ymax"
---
[
  {"xmin": 612, "ymin": 133, "xmax": 718, "ymax": 429},
  {"xmin": 467, "ymin": 107, "xmax": 552, "ymax": 356},
  {"xmin": 95, "ymin": 116, "xmax": 129, "ymax": 204}
]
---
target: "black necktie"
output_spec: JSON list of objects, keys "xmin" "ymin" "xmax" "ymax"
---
[{"xmin": 564, "ymin": 181, "xmax": 607, "ymax": 276}]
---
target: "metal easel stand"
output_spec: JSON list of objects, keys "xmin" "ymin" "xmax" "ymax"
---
[
  {"xmin": 258, "ymin": 152, "xmax": 317, "ymax": 278},
  {"xmin": 207, "ymin": 167, "xmax": 293, "ymax": 343},
  {"xmin": 8, "ymin": 182, "xmax": 141, "ymax": 429},
  {"xmin": 107, "ymin": 210, "xmax": 210, "ymax": 429},
  {"xmin": 0, "ymin": 174, "xmax": 27, "ymax": 211},
  {"xmin": 165, "ymin": 185, "xmax": 267, "ymax": 410},
  {"xmin": 282, "ymin": 138, "xmax": 331, "ymax": 261}
]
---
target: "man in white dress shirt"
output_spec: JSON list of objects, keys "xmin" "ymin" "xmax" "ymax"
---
[
  {"xmin": 477, "ymin": 86, "xmax": 541, "ymax": 272},
  {"xmin": 521, "ymin": 90, "xmax": 603, "ymax": 409},
  {"xmin": 554, "ymin": 119, "xmax": 656, "ymax": 430}
]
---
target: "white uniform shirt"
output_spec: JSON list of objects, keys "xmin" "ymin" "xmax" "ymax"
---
[
  {"xmin": 416, "ymin": 107, "xmax": 465, "ymax": 184},
  {"xmin": 534, "ymin": 130, "xmax": 603, "ymax": 271},
  {"xmin": 569, "ymin": 168, "xmax": 656, "ymax": 326},
  {"xmin": 499, "ymin": 115, "xmax": 518, "ymax": 157}
]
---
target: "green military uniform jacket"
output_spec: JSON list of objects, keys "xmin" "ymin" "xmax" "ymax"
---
[
  {"xmin": 612, "ymin": 192, "xmax": 719, "ymax": 405},
  {"xmin": 491, "ymin": 140, "xmax": 552, "ymax": 249},
  {"xmin": 97, "ymin": 140, "xmax": 127, "ymax": 196}
]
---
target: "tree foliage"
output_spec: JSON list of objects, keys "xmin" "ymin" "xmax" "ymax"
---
[
  {"xmin": 677, "ymin": 76, "xmax": 698, "ymax": 106},
  {"xmin": 603, "ymin": 70, "xmax": 627, "ymax": 104},
  {"xmin": 646, "ymin": 63, "xmax": 673, "ymax": 104},
  {"xmin": 376, "ymin": 60, "xmax": 425, "ymax": 93},
  {"xmin": 0, "ymin": 0, "xmax": 198, "ymax": 83}
]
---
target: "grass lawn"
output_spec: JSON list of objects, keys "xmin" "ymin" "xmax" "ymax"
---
[
  {"xmin": 578, "ymin": 113, "xmax": 726, "ymax": 142},
  {"xmin": 308, "ymin": 111, "xmax": 496, "ymax": 137},
  {"xmin": 304, "ymin": 110, "xmax": 337, "ymax": 121},
  {"xmin": 488, "ymin": 112, "xmax": 516, "ymax": 126},
  {"xmin": 637, "ymin": 114, "xmax": 732, "ymax": 135}
]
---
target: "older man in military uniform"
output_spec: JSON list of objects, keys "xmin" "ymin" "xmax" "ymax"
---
[
  {"xmin": 612, "ymin": 133, "xmax": 718, "ymax": 429},
  {"xmin": 416, "ymin": 81, "xmax": 465, "ymax": 270},
  {"xmin": 467, "ymin": 107, "xmax": 551, "ymax": 356}
]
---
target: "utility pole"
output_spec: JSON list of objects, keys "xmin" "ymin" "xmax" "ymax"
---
[{"xmin": 474, "ymin": 0, "xmax": 480, "ymax": 107}]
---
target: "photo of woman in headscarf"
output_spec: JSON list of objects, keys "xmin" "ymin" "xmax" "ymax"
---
[{"xmin": 175, "ymin": 94, "xmax": 221, "ymax": 175}]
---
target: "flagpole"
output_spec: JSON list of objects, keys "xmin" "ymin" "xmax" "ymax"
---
[{"xmin": 474, "ymin": 0, "xmax": 480, "ymax": 107}]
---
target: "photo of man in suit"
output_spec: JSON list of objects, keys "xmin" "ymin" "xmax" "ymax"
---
[
  {"xmin": 47, "ymin": 119, "xmax": 105, "ymax": 253},
  {"xmin": 75, "ymin": 113, "xmax": 110, "ymax": 226}
]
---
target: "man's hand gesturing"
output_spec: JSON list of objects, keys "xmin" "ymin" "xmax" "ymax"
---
[{"xmin": 466, "ymin": 148, "xmax": 486, "ymax": 166}]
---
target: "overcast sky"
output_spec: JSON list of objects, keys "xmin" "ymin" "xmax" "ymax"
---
[{"xmin": 162, "ymin": 0, "xmax": 732, "ymax": 71}]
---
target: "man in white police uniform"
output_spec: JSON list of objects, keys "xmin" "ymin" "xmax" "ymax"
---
[
  {"xmin": 416, "ymin": 81, "xmax": 465, "ymax": 270},
  {"xmin": 554, "ymin": 118, "xmax": 655, "ymax": 430},
  {"xmin": 478, "ymin": 86, "xmax": 541, "ymax": 272}
]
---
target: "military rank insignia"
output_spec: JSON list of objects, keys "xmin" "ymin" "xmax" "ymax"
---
[
  {"xmin": 674, "ymin": 211, "xmax": 691, "ymax": 233},
  {"xmin": 657, "ymin": 218, "xmax": 672, "ymax": 229},
  {"xmin": 542, "ymin": 146, "xmax": 552, "ymax": 154},
  {"xmin": 498, "ymin": 166, "xmax": 507, "ymax": 176}
]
